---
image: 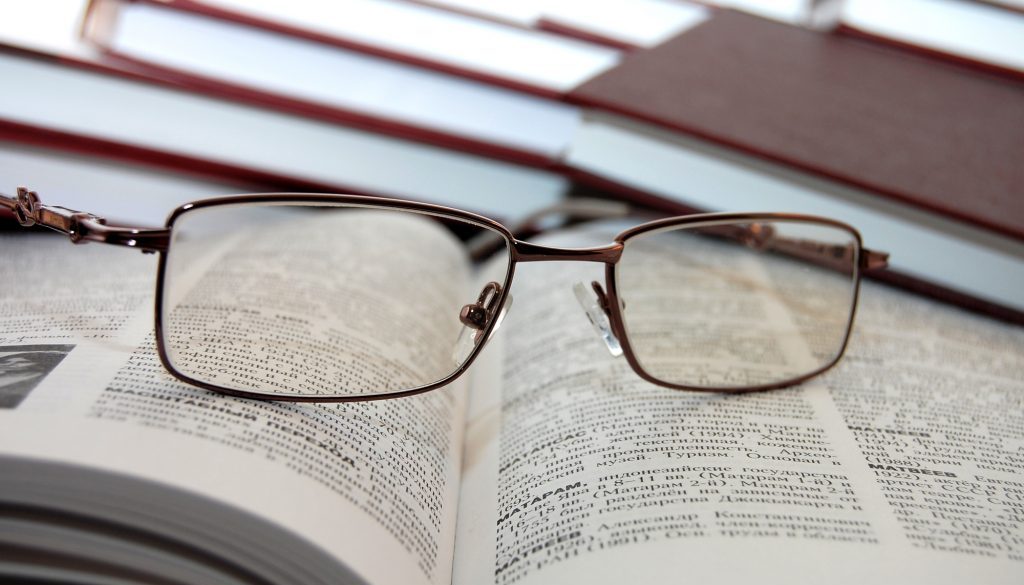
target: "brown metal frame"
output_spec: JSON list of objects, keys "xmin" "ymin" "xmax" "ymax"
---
[
  {"xmin": 1, "ymin": 187, "xmax": 170, "ymax": 252},
  {"xmin": 607, "ymin": 214, "xmax": 873, "ymax": 393},
  {"xmin": 1, "ymin": 187, "xmax": 889, "ymax": 402},
  {"xmin": 154, "ymin": 193, "xmax": 520, "ymax": 402}
]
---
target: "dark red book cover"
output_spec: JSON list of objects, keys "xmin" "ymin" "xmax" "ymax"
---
[{"xmin": 569, "ymin": 9, "xmax": 1024, "ymax": 242}]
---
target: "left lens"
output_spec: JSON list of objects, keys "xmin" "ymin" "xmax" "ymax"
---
[
  {"xmin": 614, "ymin": 217, "xmax": 860, "ymax": 390},
  {"xmin": 159, "ymin": 199, "xmax": 511, "ymax": 399}
]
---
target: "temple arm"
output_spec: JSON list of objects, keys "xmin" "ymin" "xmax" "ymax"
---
[
  {"xmin": 700, "ymin": 221, "xmax": 889, "ymax": 272},
  {"xmin": 0, "ymin": 187, "xmax": 170, "ymax": 253}
]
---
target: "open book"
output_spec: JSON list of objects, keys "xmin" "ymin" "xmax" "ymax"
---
[{"xmin": 0, "ymin": 210, "xmax": 1021, "ymax": 584}]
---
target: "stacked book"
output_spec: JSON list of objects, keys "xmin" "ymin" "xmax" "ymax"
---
[
  {"xmin": 1, "ymin": 2, "xmax": 1023, "ymax": 584},
  {"xmin": 3, "ymin": 0, "xmax": 1023, "ymax": 319}
]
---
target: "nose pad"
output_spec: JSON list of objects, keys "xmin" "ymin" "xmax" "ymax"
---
[
  {"xmin": 485, "ymin": 293, "xmax": 512, "ymax": 343},
  {"xmin": 453, "ymin": 282, "xmax": 508, "ymax": 365},
  {"xmin": 573, "ymin": 281, "xmax": 623, "ymax": 357}
]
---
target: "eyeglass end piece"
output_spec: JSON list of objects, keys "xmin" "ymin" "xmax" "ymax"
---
[{"xmin": 862, "ymin": 248, "xmax": 890, "ymax": 271}]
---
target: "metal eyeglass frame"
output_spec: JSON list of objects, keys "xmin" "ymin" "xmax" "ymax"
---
[{"xmin": 1, "ymin": 187, "xmax": 889, "ymax": 402}]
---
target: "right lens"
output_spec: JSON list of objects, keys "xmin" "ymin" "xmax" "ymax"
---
[
  {"xmin": 615, "ymin": 217, "xmax": 860, "ymax": 390},
  {"xmin": 159, "ymin": 198, "xmax": 512, "ymax": 399}
]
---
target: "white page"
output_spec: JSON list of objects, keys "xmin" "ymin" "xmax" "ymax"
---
[
  {"xmin": 843, "ymin": 0, "xmax": 1024, "ymax": 73},
  {"xmin": 418, "ymin": 0, "xmax": 711, "ymax": 48},
  {"xmin": 107, "ymin": 2, "xmax": 581, "ymax": 159},
  {"xmin": 454, "ymin": 225, "xmax": 1024, "ymax": 585},
  {"xmin": 0, "ymin": 514, "xmax": 257, "ymax": 585},
  {"xmin": 0, "ymin": 53, "xmax": 566, "ymax": 218},
  {"xmin": 186, "ymin": 0, "xmax": 621, "ymax": 92},
  {"xmin": 702, "ymin": 0, "xmax": 809, "ymax": 24},
  {"xmin": 0, "ymin": 0, "xmax": 96, "ymax": 58},
  {"xmin": 540, "ymin": 0, "xmax": 710, "ymax": 47},
  {"xmin": 410, "ymin": 0, "xmax": 545, "ymax": 26},
  {"xmin": 0, "ymin": 227, "xmax": 471, "ymax": 585}
]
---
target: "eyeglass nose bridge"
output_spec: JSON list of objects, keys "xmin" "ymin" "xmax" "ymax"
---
[
  {"xmin": 511, "ymin": 240, "xmax": 623, "ymax": 263},
  {"xmin": 510, "ymin": 240, "xmax": 626, "ymax": 358}
]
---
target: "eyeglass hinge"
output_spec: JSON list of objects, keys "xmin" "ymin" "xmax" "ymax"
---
[
  {"xmin": 861, "ymin": 248, "xmax": 890, "ymax": 271},
  {"xmin": 5, "ymin": 187, "xmax": 170, "ymax": 253}
]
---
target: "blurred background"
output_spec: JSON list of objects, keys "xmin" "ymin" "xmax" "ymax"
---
[{"xmin": 1, "ymin": 0, "xmax": 1022, "ymax": 321}]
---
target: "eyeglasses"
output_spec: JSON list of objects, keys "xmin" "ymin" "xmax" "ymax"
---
[{"xmin": 2, "ymin": 187, "xmax": 888, "ymax": 402}]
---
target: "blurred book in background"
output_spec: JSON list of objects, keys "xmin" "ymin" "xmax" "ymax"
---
[
  {"xmin": 1, "ymin": 0, "xmax": 1022, "ymax": 321},
  {"xmin": 0, "ymin": 0, "xmax": 572, "ymax": 222},
  {"xmin": 1, "ymin": 5, "xmax": 1023, "ymax": 585}
]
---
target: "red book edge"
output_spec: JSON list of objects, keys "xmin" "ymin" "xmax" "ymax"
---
[
  {"xmin": 109, "ymin": 0, "xmax": 1024, "ymax": 242},
  {"xmin": 0, "ymin": 118, "xmax": 381, "ymax": 200},
  {"xmin": 2, "ymin": 116, "xmax": 1021, "ymax": 327},
  {"xmin": 7, "ymin": 8, "xmax": 1023, "ymax": 325},
  {"xmin": 836, "ymin": 23, "xmax": 1024, "ymax": 84},
  {"xmin": 2, "ymin": 36, "xmax": 559, "ymax": 173},
  {"xmin": 96, "ymin": 50, "xmax": 558, "ymax": 171}
]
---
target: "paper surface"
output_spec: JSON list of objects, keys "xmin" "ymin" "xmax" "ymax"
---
[{"xmin": 454, "ymin": 226, "xmax": 1024, "ymax": 585}]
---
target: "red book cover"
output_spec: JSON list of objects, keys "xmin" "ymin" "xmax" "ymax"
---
[{"xmin": 568, "ymin": 10, "xmax": 1024, "ymax": 242}]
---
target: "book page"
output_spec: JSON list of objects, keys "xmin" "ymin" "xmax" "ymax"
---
[
  {"xmin": 453, "ymin": 226, "xmax": 1023, "ymax": 585},
  {"xmin": 0, "ymin": 224, "xmax": 473, "ymax": 585},
  {"xmin": 0, "ymin": 52, "xmax": 567, "ymax": 219},
  {"xmin": 106, "ymin": 1, "xmax": 582, "ymax": 159},
  {"xmin": 842, "ymin": 0, "xmax": 1024, "ymax": 74},
  {"xmin": 171, "ymin": 0, "xmax": 621, "ymax": 92}
]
